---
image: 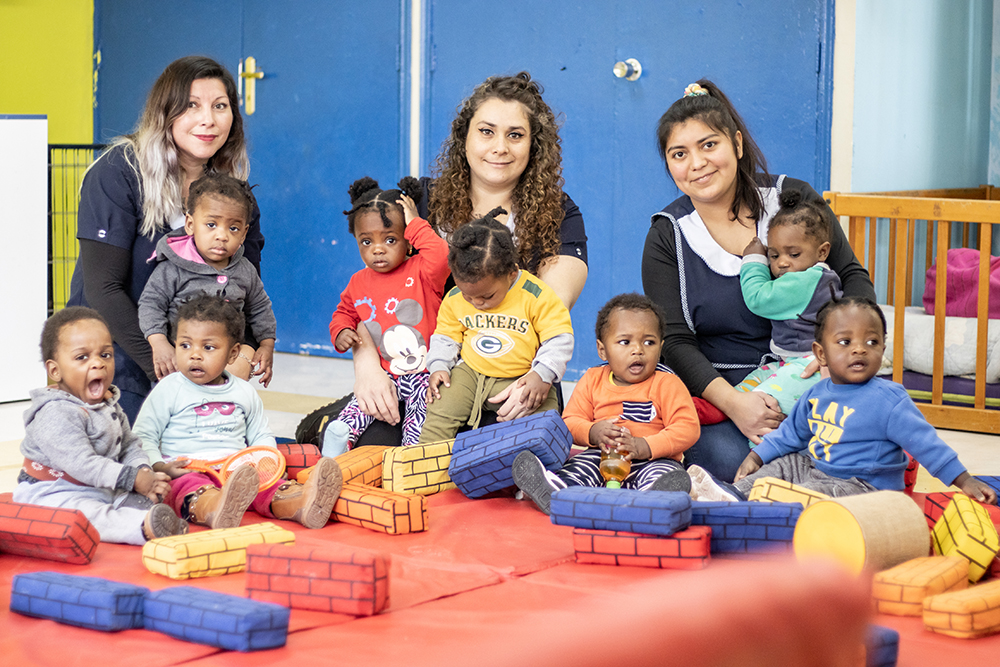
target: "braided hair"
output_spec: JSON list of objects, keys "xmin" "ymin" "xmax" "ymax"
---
[
  {"xmin": 769, "ymin": 189, "xmax": 831, "ymax": 244},
  {"xmin": 344, "ymin": 176, "xmax": 422, "ymax": 235},
  {"xmin": 447, "ymin": 207, "xmax": 519, "ymax": 283},
  {"xmin": 187, "ymin": 172, "xmax": 256, "ymax": 223},
  {"xmin": 814, "ymin": 295, "xmax": 887, "ymax": 341}
]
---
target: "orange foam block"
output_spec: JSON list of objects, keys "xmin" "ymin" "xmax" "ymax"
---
[
  {"xmin": 572, "ymin": 525, "xmax": 711, "ymax": 570},
  {"xmin": 0, "ymin": 501, "xmax": 99, "ymax": 564},
  {"xmin": 332, "ymin": 482, "xmax": 427, "ymax": 535},
  {"xmin": 246, "ymin": 543, "xmax": 389, "ymax": 616},
  {"xmin": 923, "ymin": 579, "xmax": 1000, "ymax": 639},
  {"xmin": 312, "ymin": 446, "xmax": 391, "ymax": 487},
  {"xmin": 872, "ymin": 556, "xmax": 969, "ymax": 616}
]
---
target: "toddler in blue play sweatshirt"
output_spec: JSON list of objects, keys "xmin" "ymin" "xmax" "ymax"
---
[{"xmin": 691, "ymin": 296, "xmax": 997, "ymax": 503}]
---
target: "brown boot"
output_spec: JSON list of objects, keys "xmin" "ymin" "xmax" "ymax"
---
[
  {"xmin": 269, "ymin": 457, "xmax": 342, "ymax": 529},
  {"xmin": 188, "ymin": 464, "xmax": 258, "ymax": 529},
  {"xmin": 142, "ymin": 503, "xmax": 189, "ymax": 541}
]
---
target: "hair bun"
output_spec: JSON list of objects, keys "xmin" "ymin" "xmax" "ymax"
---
[
  {"xmin": 397, "ymin": 176, "xmax": 422, "ymax": 206},
  {"xmin": 779, "ymin": 189, "xmax": 803, "ymax": 209},
  {"xmin": 348, "ymin": 176, "xmax": 380, "ymax": 204},
  {"xmin": 484, "ymin": 206, "xmax": 508, "ymax": 222}
]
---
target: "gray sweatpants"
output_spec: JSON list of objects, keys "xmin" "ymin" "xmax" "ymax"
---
[
  {"xmin": 13, "ymin": 478, "xmax": 153, "ymax": 545},
  {"xmin": 734, "ymin": 452, "xmax": 878, "ymax": 498}
]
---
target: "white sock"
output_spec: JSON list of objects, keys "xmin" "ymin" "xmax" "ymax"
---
[{"xmin": 322, "ymin": 420, "xmax": 351, "ymax": 457}]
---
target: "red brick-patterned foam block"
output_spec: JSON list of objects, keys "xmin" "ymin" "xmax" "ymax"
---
[
  {"xmin": 331, "ymin": 482, "xmax": 427, "ymax": 535},
  {"xmin": 0, "ymin": 501, "xmax": 99, "ymax": 564},
  {"xmin": 276, "ymin": 443, "xmax": 323, "ymax": 480},
  {"xmin": 245, "ymin": 543, "xmax": 389, "ymax": 616},
  {"xmin": 573, "ymin": 525, "xmax": 711, "ymax": 570}
]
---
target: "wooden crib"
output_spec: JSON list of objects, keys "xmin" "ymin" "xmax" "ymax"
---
[{"xmin": 824, "ymin": 186, "xmax": 1000, "ymax": 434}]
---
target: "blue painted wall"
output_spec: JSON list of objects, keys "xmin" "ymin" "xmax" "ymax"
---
[{"xmin": 853, "ymin": 0, "xmax": 992, "ymax": 192}]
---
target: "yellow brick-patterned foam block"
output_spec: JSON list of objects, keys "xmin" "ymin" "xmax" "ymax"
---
[
  {"xmin": 333, "ymin": 482, "xmax": 428, "ymax": 535},
  {"xmin": 142, "ymin": 522, "xmax": 295, "ymax": 580},
  {"xmin": 923, "ymin": 579, "xmax": 1000, "ymax": 638},
  {"xmin": 872, "ymin": 556, "xmax": 969, "ymax": 616},
  {"xmin": 382, "ymin": 440, "xmax": 455, "ymax": 496},
  {"xmin": 748, "ymin": 477, "xmax": 830, "ymax": 508},
  {"xmin": 931, "ymin": 493, "xmax": 1000, "ymax": 583},
  {"xmin": 333, "ymin": 445, "xmax": 391, "ymax": 486}
]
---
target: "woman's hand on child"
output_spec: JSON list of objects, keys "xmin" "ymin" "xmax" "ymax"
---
[
  {"xmin": 733, "ymin": 451, "xmax": 764, "ymax": 482},
  {"xmin": 397, "ymin": 194, "xmax": 419, "ymax": 225},
  {"xmin": 727, "ymin": 390, "xmax": 785, "ymax": 445},
  {"xmin": 135, "ymin": 467, "xmax": 172, "ymax": 503},
  {"xmin": 148, "ymin": 334, "xmax": 178, "ymax": 380},
  {"xmin": 953, "ymin": 472, "xmax": 998, "ymax": 505},
  {"xmin": 153, "ymin": 458, "xmax": 193, "ymax": 480},
  {"xmin": 335, "ymin": 328, "xmax": 362, "ymax": 352},
  {"xmin": 252, "ymin": 340, "xmax": 275, "ymax": 387},
  {"xmin": 427, "ymin": 371, "xmax": 451, "ymax": 404},
  {"xmin": 743, "ymin": 237, "xmax": 766, "ymax": 257}
]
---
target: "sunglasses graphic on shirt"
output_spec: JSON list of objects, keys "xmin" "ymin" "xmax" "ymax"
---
[{"xmin": 194, "ymin": 402, "xmax": 237, "ymax": 416}]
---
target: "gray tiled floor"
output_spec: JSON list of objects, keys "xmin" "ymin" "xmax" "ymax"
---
[{"xmin": 1, "ymin": 352, "xmax": 998, "ymax": 495}]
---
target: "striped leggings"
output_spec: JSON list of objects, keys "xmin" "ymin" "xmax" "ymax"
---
[
  {"xmin": 555, "ymin": 449, "xmax": 684, "ymax": 490},
  {"xmin": 336, "ymin": 371, "xmax": 429, "ymax": 447}
]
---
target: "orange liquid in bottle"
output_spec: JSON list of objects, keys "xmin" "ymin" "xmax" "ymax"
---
[{"xmin": 600, "ymin": 449, "xmax": 631, "ymax": 488}]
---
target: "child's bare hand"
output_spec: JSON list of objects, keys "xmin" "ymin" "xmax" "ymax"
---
[
  {"xmin": 743, "ymin": 237, "xmax": 766, "ymax": 257},
  {"xmin": 335, "ymin": 328, "xmax": 362, "ymax": 352},
  {"xmin": 513, "ymin": 371, "xmax": 550, "ymax": 412},
  {"xmin": 733, "ymin": 451, "xmax": 764, "ymax": 482},
  {"xmin": 252, "ymin": 340, "xmax": 275, "ymax": 387},
  {"xmin": 149, "ymin": 334, "xmax": 177, "ymax": 380},
  {"xmin": 135, "ymin": 467, "xmax": 172, "ymax": 503},
  {"xmin": 954, "ymin": 473, "xmax": 998, "ymax": 505},
  {"xmin": 613, "ymin": 427, "xmax": 652, "ymax": 461},
  {"xmin": 427, "ymin": 370, "xmax": 450, "ymax": 403},
  {"xmin": 397, "ymin": 194, "xmax": 419, "ymax": 224},
  {"xmin": 154, "ymin": 458, "xmax": 191, "ymax": 480},
  {"xmin": 589, "ymin": 421, "xmax": 623, "ymax": 449}
]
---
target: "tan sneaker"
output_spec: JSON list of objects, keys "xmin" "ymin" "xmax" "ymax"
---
[
  {"xmin": 188, "ymin": 464, "xmax": 258, "ymax": 529},
  {"xmin": 269, "ymin": 457, "xmax": 342, "ymax": 529},
  {"xmin": 142, "ymin": 503, "xmax": 189, "ymax": 541}
]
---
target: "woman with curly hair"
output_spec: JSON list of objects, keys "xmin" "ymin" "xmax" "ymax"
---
[
  {"xmin": 68, "ymin": 56, "xmax": 264, "ymax": 424},
  {"xmin": 348, "ymin": 71, "xmax": 588, "ymax": 447}
]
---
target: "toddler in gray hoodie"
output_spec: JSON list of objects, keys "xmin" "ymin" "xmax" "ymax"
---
[
  {"xmin": 14, "ymin": 307, "xmax": 188, "ymax": 544},
  {"xmin": 138, "ymin": 173, "xmax": 276, "ymax": 386}
]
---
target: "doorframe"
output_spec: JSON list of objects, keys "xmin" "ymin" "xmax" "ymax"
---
[{"xmin": 814, "ymin": 0, "xmax": 836, "ymax": 191}]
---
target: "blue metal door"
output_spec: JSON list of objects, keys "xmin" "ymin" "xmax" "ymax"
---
[
  {"xmin": 425, "ymin": 0, "xmax": 834, "ymax": 378},
  {"xmin": 96, "ymin": 0, "xmax": 403, "ymax": 356}
]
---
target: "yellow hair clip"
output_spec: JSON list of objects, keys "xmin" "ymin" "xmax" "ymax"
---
[{"xmin": 683, "ymin": 83, "xmax": 708, "ymax": 98}]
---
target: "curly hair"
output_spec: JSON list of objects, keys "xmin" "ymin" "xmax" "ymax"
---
[
  {"xmin": 343, "ymin": 175, "xmax": 422, "ymax": 235},
  {"xmin": 429, "ymin": 72, "xmax": 564, "ymax": 272},
  {"xmin": 187, "ymin": 172, "xmax": 256, "ymax": 223},
  {"xmin": 768, "ymin": 189, "xmax": 831, "ymax": 244},
  {"xmin": 656, "ymin": 79, "xmax": 769, "ymax": 225},
  {"xmin": 814, "ymin": 296, "xmax": 886, "ymax": 341},
  {"xmin": 41, "ymin": 307, "xmax": 110, "ymax": 362},
  {"xmin": 176, "ymin": 293, "xmax": 245, "ymax": 346},
  {"xmin": 447, "ymin": 208, "xmax": 519, "ymax": 283},
  {"xmin": 594, "ymin": 293, "xmax": 668, "ymax": 343}
]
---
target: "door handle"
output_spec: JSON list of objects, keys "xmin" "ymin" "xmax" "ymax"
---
[
  {"xmin": 613, "ymin": 58, "xmax": 642, "ymax": 81},
  {"xmin": 239, "ymin": 57, "xmax": 265, "ymax": 115}
]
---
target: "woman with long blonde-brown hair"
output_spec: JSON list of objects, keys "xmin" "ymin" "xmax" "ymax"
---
[
  {"xmin": 340, "ymin": 71, "xmax": 588, "ymax": 448},
  {"xmin": 68, "ymin": 56, "xmax": 265, "ymax": 424}
]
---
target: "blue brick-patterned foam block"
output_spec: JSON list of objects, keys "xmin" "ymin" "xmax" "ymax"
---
[
  {"xmin": 978, "ymin": 476, "xmax": 1000, "ymax": 495},
  {"xmin": 10, "ymin": 571, "xmax": 147, "ymax": 631},
  {"xmin": 449, "ymin": 410, "xmax": 571, "ymax": 499},
  {"xmin": 549, "ymin": 487, "xmax": 692, "ymax": 536},
  {"xmin": 689, "ymin": 501, "xmax": 802, "ymax": 553},
  {"xmin": 865, "ymin": 624, "xmax": 899, "ymax": 667},
  {"xmin": 144, "ymin": 586, "xmax": 289, "ymax": 652}
]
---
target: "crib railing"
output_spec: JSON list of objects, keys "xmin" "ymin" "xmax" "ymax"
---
[{"xmin": 824, "ymin": 186, "xmax": 1000, "ymax": 434}]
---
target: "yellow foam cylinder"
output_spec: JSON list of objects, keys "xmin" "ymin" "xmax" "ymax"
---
[{"xmin": 793, "ymin": 491, "xmax": 929, "ymax": 575}]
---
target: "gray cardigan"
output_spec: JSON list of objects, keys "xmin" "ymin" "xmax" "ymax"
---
[
  {"xmin": 138, "ymin": 229, "xmax": 277, "ymax": 343},
  {"xmin": 20, "ymin": 386, "xmax": 150, "ymax": 491}
]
